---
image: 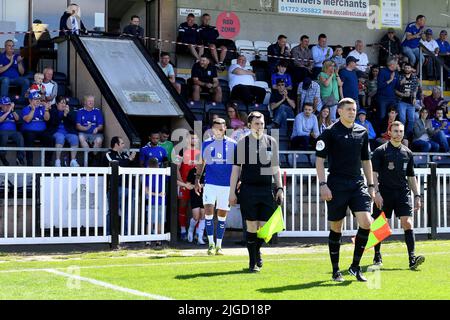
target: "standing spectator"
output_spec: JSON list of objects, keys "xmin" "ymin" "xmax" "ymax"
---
[
  {"xmin": 0, "ymin": 96, "xmax": 25, "ymax": 165},
  {"xmin": 377, "ymin": 58, "xmax": 400, "ymax": 122},
  {"xmin": 420, "ymin": 29, "xmax": 440, "ymax": 80},
  {"xmin": 139, "ymin": 131, "xmax": 168, "ymax": 168},
  {"xmin": 47, "ymin": 96, "xmax": 80, "ymax": 167},
  {"xmin": 318, "ymin": 60, "xmax": 342, "ymax": 121},
  {"xmin": 42, "ymin": 67, "xmax": 58, "ymax": 105},
  {"xmin": 402, "ymin": 15, "xmax": 426, "ymax": 67},
  {"xmin": 290, "ymin": 35, "xmax": 313, "ymax": 84},
  {"xmin": 197, "ymin": 13, "xmax": 227, "ymax": 69},
  {"xmin": 424, "ymin": 86, "xmax": 446, "ymax": 118},
  {"xmin": 367, "ymin": 65, "xmax": 379, "ymax": 109},
  {"xmin": 396, "ymin": 63, "xmax": 418, "ymax": 139},
  {"xmin": 436, "ymin": 30, "xmax": 450, "ymax": 55},
  {"xmin": 312, "ymin": 34, "xmax": 333, "ymax": 79},
  {"xmin": 0, "ymin": 40, "xmax": 30, "ymax": 98},
  {"xmin": 297, "ymin": 77, "xmax": 322, "ymax": 113},
  {"xmin": 432, "ymin": 108, "xmax": 450, "ymax": 146},
  {"xmin": 123, "ymin": 15, "xmax": 144, "ymax": 38},
  {"xmin": 271, "ymin": 61, "xmax": 293, "ymax": 91},
  {"xmin": 177, "ymin": 13, "xmax": 200, "ymax": 61},
  {"xmin": 21, "ymin": 92, "xmax": 52, "ymax": 166},
  {"xmin": 291, "ymin": 103, "xmax": 319, "ymax": 150},
  {"xmin": 158, "ymin": 52, "xmax": 181, "ymax": 94},
  {"xmin": 355, "ymin": 109, "xmax": 376, "ymax": 148},
  {"xmin": 317, "ymin": 106, "xmax": 333, "ymax": 134},
  {"xmin": 59, "ymin": 3, "xmax": 86, "ymax": 36},
  {"xmin": 412, "ymin": 108, "xmax": 443, "ymax": 152},
  {"xmin": 331, "ymin": 45, "xmax": 346, "ymax": 71},
  {"xmin": 379, "ymin": 28, "xmax": 402, "ymax": 66},
  {"xmin": 190, "ymin": 55, "xmax": 222, "ymax": 103},
  {"xmin": 348, "ymin": 40, "xmax": 370, "ymax": 75},
  {"xmin": 267, "ymin": 35, "xmax": 290, "ymax": 73},
  {"xmin": 76, "ymin": 95, "xmax": 104, "ymax": 164},
  {"xmin": 159, "ymin": 127, "xmax": 174, "ymax": 162},
  {"xmin": 228, "ymin": 55, "xmax": 266, "ymax": 105},
  {"xmin": 339, "ymin": 56, "xmax": 360, "ymax": 106},
  {"xmin": 269, "ymin": 79, "xmax": 296, "ymax": 130}
]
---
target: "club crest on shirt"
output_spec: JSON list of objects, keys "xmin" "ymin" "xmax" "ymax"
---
[
  {"xmin": 388, "ymin": 162, "xmax": 395, "ymax": 170},
  {"xmin": 316, "ymin": 140, "xmax": 325, "ymax": 152}
]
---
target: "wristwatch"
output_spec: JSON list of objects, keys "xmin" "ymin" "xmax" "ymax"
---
[
  {"xmin": 276, "ymin": 187, "xmax": 284, "ymax": 193},
  {"xmin": 319, "ymin": 182, "xmax": 327, "ymax": 187},
  {"xmin": 368, "ymin": 184, "xmax": 376, "ymax": 188},
  {"xmin": 414, "ymin": 195, "xmax": 422, "ymax": 199}
]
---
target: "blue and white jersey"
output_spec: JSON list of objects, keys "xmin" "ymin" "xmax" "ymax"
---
[
  {"xmin": 201, "ymin": 136, "xmax": 237, "ymax": 187},
  {"xmin": 139, "ymin": 144, "xmax": 168, "ymax": 167},
  {"xmin": 76, "ymin": 108, "xmax": 104, "ymax": 134}
]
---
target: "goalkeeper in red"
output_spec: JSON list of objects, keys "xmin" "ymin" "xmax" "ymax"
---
[{"xmin": 371, "ymin": 121, "xmax": 425, "ymax": 270}]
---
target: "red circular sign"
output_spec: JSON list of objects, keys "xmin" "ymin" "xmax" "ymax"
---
[{"xmin": 216, "ymin": 11, "xmax": 241, "ymax": 39}]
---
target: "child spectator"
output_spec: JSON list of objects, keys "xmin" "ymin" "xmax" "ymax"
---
[
  {"xmin": 331, "ymin": 45, "xmax": 346, "ymax": 70},
  {"xmin": 26, "ymin": 72, "xmax": 46, "ymax": 98},
  {"xmin": 145, "ymin": 157, "xmax": 166, "ymax": 242},
  {"xmin": 355, "ymin": 109, "xmax": 377, "ymax": 149},
  {"xmin": 271, "ymin": 61, "xmax": 293, "ymax": 91}
]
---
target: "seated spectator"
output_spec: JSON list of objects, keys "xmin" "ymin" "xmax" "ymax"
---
[
  {"xmin": 358, "ymin": 78, "xmax": 367, "ymax": 108},
  {"xmin": 21, "ymin": 92, "xmax": 52, "ymax": 166},
  {"xmin": 177, "ymin": 13, "xmax": 200, "ymax": 61},
  {"xmin": 424, "ymin": 86, "xmax": 447, "ymax": 118},
  {"xmin": 47, "ymin": 96, "xmax": 80, "ymax": 167},
  {"xmin": 317, "ymin": 106, "xmax": 333, "ymax": 134},
  {"xmin": 271, "ymin": 61, "xmax": 293, "ymax": 91},
  {"xmin": 159, "ymin": 127, "xmax": 174, "ymax": 162},
  {"xmin": 123, "ymin": 15, "xmax": 144, "ymax": 38},
  {"xmin": 76, "ymin": 95, "xmax": 104, "ymax": 165},
  {"xmin": 377, "ymin": 58, "xmax": 400, "ymax": 122},
  {"xmin": 331, "ymin": 45, "xmax": 346, "ymax": 71},
  {"xmin": 190, "ymin": 55, "xmax": 222, "ymax": 103},
  {"xmin": 42, "ymin": 67, "xmax": 58, "ymax": 105},
  {"xmin": 396, "ymin": 63, "xmax": 418, "ymax": 139},
  {"xmin": 367, "ymin": 65, "xmax": 379, "ymax": 109},
  {"xmin": 59, "ymin": 3, "xmax": 86, "ymax": 36},
  {"xmin": 26, "ymin": 72, "xmax": 46, "ymax": 98},
  {"xmin": 269, "ymin": 79, "xmax": 295, "ymax": 130},
  {"xmin": 339, "ymin": 56, "xmax": 360, "ymax": 107},
  {"xmin": 402, "ymin": 15, "xmax": 426, "ymax": 67},
  {"xmin": 145, "ymin": 157, "xmax": 166, "ymax": 236},
  {"xmin": 268, "ymin": 35, "xmax": 290, "ymax": 73},
  {"xmin": 297, "ymin": 77, "xmax": 322, "ymax": 113},
  {"xmin": 225, "ymin": 102, "xmax": 250, "ymax": 141},
  {"xmin": 436, "ymin": 30, "xmax": 450, "ymax": 55},
  {"xmin": 291, "ymin": 103, "xmax": 319, "ymax": 150},
  {"xmin": 197, "ymin": 13, "xmax": 227, "ymax": 69},
  {"xmin": 379, "ymin": 28, "xmax": 402, "ymax": 66},
  {"xmin": 158, "ymin": 52, "xmax": 181, "ymax": 94},
  {"xmin": 348, "ymin": 40, "xmax": 370, "ymax": 76},
  {"xmin": 139, "ymin": 131, "xmax": 168, "ymax": 167},
  {"xmin": 377, "ymin": 106, "xmax": 408, "ymax": 147},
  {"xmin": 0, "ymin": 96, "xmax": 25, "ymax": 165},
  {"xmin": 0, "ymin": 40, "xmax": 30, "ymax": 98},
  {"xmin": 412, "ymin": 108, "xmax": 445, "ymax": 152},
  {"xmin": 318, "ymin": 60, "xmax": 342, "ymax": 121},
  {"xmin": 312, "ymin": 34, "xmax": 333, "ymax": 79},
  {"xmin": 420, "ymin": 29, "xmax": 440, "ymax": 80},
  {"xmin": 290, "ymin": 35, "xmax": 313, "ymax": 84},
  {"xmin": 228, "ymin": 55, "xmax": 266, "ymax": 105},
  {"xmin": 355, "ymin": 109, "xmax": 376, "ymax": 149},
  {"xmin": 431, "ymin": 108, "xmax": 450, "ymax": 151}
]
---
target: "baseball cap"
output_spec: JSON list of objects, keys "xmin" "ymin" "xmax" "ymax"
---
[
  {"xmin": 302, "ymin": 77, "xmax": 312, "ymax": 90},
  {"xmin": 29, "ymin": 91, "xmax": 41, "ymax": 100},
  {"xmin": 346, "ymin": 56, "xmax": 359, "ymax": 64},
  {"xmin": 357, "ymin": 109, "xmax": 367, "ymax": 116},
  {"xmin": 0, "ymin": 96, "xmax": 12, "ymax": 105},
  {"xmin": 440, "ymin": 30, "xmax": 448, "ymax": 35},
  {"xmin": 425, "ymin": 29, "xmax": 433, "ymax": 35}
]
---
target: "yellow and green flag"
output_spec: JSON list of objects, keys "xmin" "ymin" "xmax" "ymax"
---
[
  {"xmin": 365, "ymin": 212, "xmax": 392, "ymax": 251},
  {"xmin": 257, "ymin": 206, "xmax": 285, "ymax": 243}
]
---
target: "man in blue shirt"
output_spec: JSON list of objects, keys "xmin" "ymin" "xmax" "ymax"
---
[
  {"xmin": 139, "ymin": 131, "xmax": 168, "ymax": 168},
  {"xmin": 436, "ymin": 30, "xmax": 450, "ymax": 54},
  {"xmin": 377, "ymin": 58, "xmax": 400, "ymax": 122},
  {"xmin": 0, "ymin": 40, "xmax": 30, "ymax": 98},
  {"xmin": 76, "ymin": 95, "xmax": 104, "ymax": 165},
  {"xmin": 402, "ymin": 15, "xmax": 426, "ymax": 66},
  {"xmin": 355, "ymin": 109, "xmax": 377, "ymax": 150},
  {"xmin": 339, "ymin": 56, "xmax": 360, "ymax": 108},
  {"xmin": 0, "ymin": 96, "xmax": 25, "ymax": 165},
  {"xmin": 431, "ymin": 108, "xmax": 450, "ymax": 151},
  {"xmin": 195, "ymin": 118, "xmax": 236, "ymax": 256},
  {"xmin": 312, "ymin": 34, "xmax": 333, "ymax": 79},
  {"xmin": 291, "ymin": 103, "xmax": 320, "ymax": 151}
]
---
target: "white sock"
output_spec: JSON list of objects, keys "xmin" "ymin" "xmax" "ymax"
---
[
  {"xmin": 181, "ymin": 226, "xmax": 186, "ymax": 234},
  {"xmin": 197, "ymin": 219, "xmax": 205, "ymax": 237},
  {"xmin": 188, "ymin": 218, "xmax": 196, "ymax": 233},
  {"xmin": 216, "ymin": 238, "xmax": 222, "ymax": 248}
]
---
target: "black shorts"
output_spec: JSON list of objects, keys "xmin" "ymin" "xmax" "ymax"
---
[
  {"xmin": 372, "ymin": 186, "xmax": 412, "ymax": 219},
  {"xmin": 190, "ymin": 190, "xmax": 204, "ymax": 209},
  {"xmin": 239, "ymin": 184, "xmax": 277, "ymax": 222},
  {"xmin": 326, "ymin": 176, "xmax": 372, "ymax": 222}
]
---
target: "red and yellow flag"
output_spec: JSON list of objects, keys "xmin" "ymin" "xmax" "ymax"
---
[{"xmin": 365, "ymin": 212, "xmax": 392, "ymax": 251}]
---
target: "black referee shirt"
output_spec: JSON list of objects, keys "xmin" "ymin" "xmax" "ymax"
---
[
  {"xmin": 234, "ymin": 133, "xmax": 279, "ymax": 186},
  {"xmin": 197, "ymin": 24, "xmax": 219, "ymax": 45},
  {"xmin": 371, "ymin": 142, "xmax": 415, "ymax": 189},
  {"xmin": 316, "ymin": 121, "xmax": 370, "ymax": 179}
]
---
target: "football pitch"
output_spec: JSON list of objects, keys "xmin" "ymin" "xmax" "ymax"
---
[{"xmin": 0, "ymin": 240, "xmax": 449, "ymax": 300}]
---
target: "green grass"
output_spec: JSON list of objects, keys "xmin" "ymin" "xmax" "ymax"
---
[{"xmin": 0, "ymin": 240, "xmax": 449, "ymax": 300}]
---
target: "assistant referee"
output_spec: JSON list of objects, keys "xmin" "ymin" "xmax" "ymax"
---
[{"xmin": 229, "ymin": 111, "xmax": 284, "ymax": 273}]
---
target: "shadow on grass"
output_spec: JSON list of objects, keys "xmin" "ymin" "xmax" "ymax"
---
[
  {"xmin": 175, "ymin": 268, "xmax": 250, "ymax": 280},
  {"xmin": 258, "ymin": 280, "xmax": 352, "ymax": 293}
]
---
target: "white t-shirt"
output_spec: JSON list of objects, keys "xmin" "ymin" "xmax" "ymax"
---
[
  {"xmin": 420, "ymin": 39, "xmax": 440, "ymax": 53},
  {"xmin": 348, "ymin": 50, "xmax": 369, "ymax": 72},
  {"xmin": 228, "ymin": 64, "xmax": 255, "ymax": 90},
  {"xmin": 158, "ymin": 62, "xmax": 175, "ymax": 78},
  {"xmin": 42, "ymin": 81, "xmax": 56, "ymax": 105}
]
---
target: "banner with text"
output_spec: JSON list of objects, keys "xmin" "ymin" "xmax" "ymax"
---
[{"xmin": 278, "ymin": 0, "xmax": 369, "ymax": 20}]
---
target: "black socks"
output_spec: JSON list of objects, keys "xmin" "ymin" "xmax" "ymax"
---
[{"xmin": 328, "ymin": 230, "xmax": 342, "ymax": 273}]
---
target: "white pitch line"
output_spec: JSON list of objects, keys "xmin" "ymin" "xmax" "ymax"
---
[
  {"xmin": 44, "ymin": 268, "xmax": 173, "ymax": 300},
  {"xmin": 0, "ymin": 251, "xmax": 448, "ymax": 274}
]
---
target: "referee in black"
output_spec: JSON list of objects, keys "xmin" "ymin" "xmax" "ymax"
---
[
  {"xmin": 229, "ymin": 111, "xmax": 284, "ymax": 273},
  {"xmin": 316, "ymin": 98, "xmax": 376, "ymax": 282},
  {"xmin": 371, "ymin": 121, "xmax": 425, "ymax": 270}
]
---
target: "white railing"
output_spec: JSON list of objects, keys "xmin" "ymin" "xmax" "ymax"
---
[
  {"xmin": 278, "ymin": 168, "xmax": 438, "ymax": 238},
  {"xmin": 118, "ymin": 167, "xmax": 170, "ymax": 243},
  {"xmin": 0, "ymin": 167, "xmax": 111, "ymax": 245},
  {"xmin": 437, "ymin": 169, "xmax": 450, "ymax": 233}
]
